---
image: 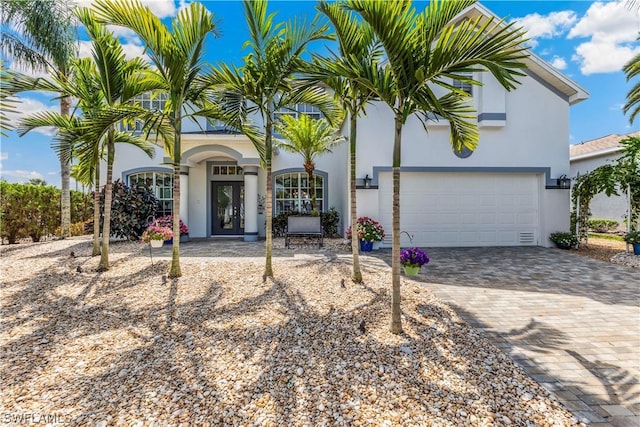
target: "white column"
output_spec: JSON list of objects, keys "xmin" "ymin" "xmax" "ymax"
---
[
  {"xmin": 179, "ymin": 166, "xmax": 189, "ymax": 229},
  {"xmin": 243, "ymin": 165, "xmax": 259, "ymax": 242}
]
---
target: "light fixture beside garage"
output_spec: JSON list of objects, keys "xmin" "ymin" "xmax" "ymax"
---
[
  {"xmin": 557, "ymin": 175, "xmax": 571, "ymax": 189},
  {"xmin": 363, "ymin": 174, "xmax": 372, "ymax": 188}
]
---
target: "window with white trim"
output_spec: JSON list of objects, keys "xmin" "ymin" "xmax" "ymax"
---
[
  {"xmin": 274, "ymin": 104, "xmax": 323, "ymax": 122},
  {"xmin": 128, "ymin": 171, "xmax": 173, "ymax": 216},
  {"xmin": 452, "ymin": 73, "xmax": 473, "ymax": 96},
  {"xmin": 121, "ymin": 93, "xmax": 168, "ymax": 132},
  {"xmin": 275, "ymin": 172, "xmax": 324, "ymax": 214}
]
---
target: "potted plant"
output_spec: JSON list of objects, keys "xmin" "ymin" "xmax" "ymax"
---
[
  {"xmin": 400, "ymin": 247, "xmax": 430, "ymax": 276},
  {"xmin": 549, "ymin": 231, "xmax": 579, "ymax": 250},
  {"xmin": 346, "ymin": 216, "xmax": 385, "ymax": 252},
  {"xmin": 623, "ymin": 230, "xmax": 640, "ymax": 255},
  {"xmin": 141, "ymin": 225, "xmax": 173, "ymax": 248},
  {"xmin": 151, "ymin": 215, "xmax": 189, "ymax": 243}
]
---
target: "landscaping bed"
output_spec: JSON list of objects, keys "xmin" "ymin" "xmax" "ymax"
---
[
  {"xmin": 0, "ymin": 237, "xmax": 582, "ymax": 426},
  {"xmin": 574, "ymin": 236, "xmax": 639, "ymax": 268}
]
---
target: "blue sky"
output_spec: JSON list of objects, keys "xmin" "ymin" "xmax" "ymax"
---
[{"xmin": 1, "ymin": 0, "xmax": 639, "ymax": 186}]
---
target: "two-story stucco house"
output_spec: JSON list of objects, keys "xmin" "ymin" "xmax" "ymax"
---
[{"xmin": 108, "ymin": 3, "xmax": 588, "ymax": 248}]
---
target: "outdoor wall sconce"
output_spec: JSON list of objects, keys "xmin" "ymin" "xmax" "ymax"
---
[
  {"xmin": 363, "ymin": 174, "xmax": 372, "ymax": 188},
  {"xmin": 557, "ymin": 175, "xmax": 571, "ymax": 189}
]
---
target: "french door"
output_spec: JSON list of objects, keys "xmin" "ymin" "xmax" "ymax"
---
[{"xmin": 212, "ymin": 182, "xmax": 244, "ymax": 235}]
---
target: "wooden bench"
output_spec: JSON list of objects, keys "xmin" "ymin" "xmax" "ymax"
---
[{"xmin": 285, "ymin": 216, "xmax": 323, "ymax": 248}]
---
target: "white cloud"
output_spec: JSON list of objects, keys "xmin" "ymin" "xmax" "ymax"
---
[
  {"xmin": 0, "ymin": 169, "xmax": 44, "ymax": 182},
  {"xmin": 513, "ymin": 11, "xmax": 577, "ymax": 44},
  {"xmin": 77, "ymin": 0, "xmax": 176, "ymax": 18},
  {"xmin": 550, "ymin": 56, "xmax": 568, "ymax": 70},
  {"xmin": 568, "ymin": 1, "xmax": 640, "ymax": 75},
  {"xmin": 5, "ymin": 97, "xmax": 58, "ymax": 136},
  {"xmin": 0, "ymin": 152, "xmax": 7, "ymax": 161},
  {"xmin": 77, "ymin": 39, "xmax": 148, "ymax": 62}
]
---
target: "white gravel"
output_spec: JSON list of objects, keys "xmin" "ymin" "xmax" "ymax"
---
[{"xmin": 0, "ymin": 237, "xmax": 583, "ymax": 426}]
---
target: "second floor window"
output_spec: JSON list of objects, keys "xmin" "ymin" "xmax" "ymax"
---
[
  {"xmin": 452, "ymin": 73, "xmax": 473, "ymax": 96},
  {"xmin": 274, "ymin": 104, "xmax": 323, "ymax": 122},
  {"xmin": 121, "ymin": 93, "xmax": 168, "ymax": 132}
]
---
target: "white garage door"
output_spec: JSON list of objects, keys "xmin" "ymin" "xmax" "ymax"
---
[{"xmin": 378, "ymin": 172, "xmax": 540, "ymax": 247}]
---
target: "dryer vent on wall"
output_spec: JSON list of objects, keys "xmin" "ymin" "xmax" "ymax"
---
[{"xmin": 519, "ymin": 232, "xmax": 535, "ymax": 244}]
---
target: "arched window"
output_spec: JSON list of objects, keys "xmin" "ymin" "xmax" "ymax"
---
[
  {"xmin": 275, "ymin": 172, "xmax": 324, "ymax": 214},
  {"xmin": 128, "ymin": 171, "xmax": 173, "ymax": 216}
]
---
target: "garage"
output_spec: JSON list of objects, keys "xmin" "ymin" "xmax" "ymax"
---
[{"xmin": 378, "ymin": 172, "xmax": 540, "ymax": 247}]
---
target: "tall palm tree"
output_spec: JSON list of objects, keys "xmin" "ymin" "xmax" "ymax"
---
[
  {"xmin": 92, "ymin": 0, "xmax": 220, "ymax": 277},
  {"xmin": 624, "ymin": 52, "xmax": 639, "ymax": 124},
  {"xmin": 346, "ymin": 0, "xmax": 529, "ymax": 333},
  {"xmin": 275, "ymin": 114, "xmax": 345, "ymax": 215},
  {"xmin": 1, "ymin": 0, "xmax": 77, "ymax": 238},
  {"xmin": 313, "ymin": 1, "xmax": 382, "ymax": 283},
  {"xmin": 11, "ymin": 10, "xmax": 164, "ymax": 268},
  {"xmin": 203, "ymin": 0, "xmax": 342, "ymax": 279}
]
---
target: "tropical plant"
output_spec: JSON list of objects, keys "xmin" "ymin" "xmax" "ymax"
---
[
  {"xmin": 312, "ymin": 1, "xmax": 382, "ymax": 284},
  {"xmin": 204, "ymin": 0, "xmax": 342, "ymax": 279},
  {"xmin": 275, "ymin": 114, "xmax": 345, "ymax": 215},
  {"xmin": 346, "ymin": 0, "xmax": 528, "ymax": 333},
  {"xmin": 92, "ymin": 0, "xmax": 222, "ymax": 278},
  {"xmin": 1, "ymin": 0, "xmax": 77, "ymax": 238},
  {"xmin": 93, "ymin": 179, "xmax": 159, "ymax": 241},
  {"xmin": 14, "ymin": 8, "xmax": 159, "ymax": 270}
]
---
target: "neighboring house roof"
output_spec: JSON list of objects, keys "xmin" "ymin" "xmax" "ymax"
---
[
  {"xmin": 463, "ymin": 3, "xmax": 589, "ymax": 105},
  {"xmin": 570, "ymin": 131, "xmax": 640, "ymax": 161}
]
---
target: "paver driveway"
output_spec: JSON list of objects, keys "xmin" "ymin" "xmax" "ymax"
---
[
  {"xmin": 156, "ymin": 241, "xmax": 640, "ymax": 425},
  {"xmin": 400, "ymin": 247, "xmax": 640, "ymax": 427}
]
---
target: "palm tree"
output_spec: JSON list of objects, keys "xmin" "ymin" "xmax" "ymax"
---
[
  {"xmin": 313, "ymin": 1, "xmax": 382, "ymax": 283},
  {"xmin": 624, "ymin": 52, "xmax": 639, "ymax": 124},
  {"xmin": 13, "ymin": 10, "xmax": 162, "ymax": 268},
  {"xmin": 1, "ymin": 0, "xmax": 77, "ymax": 238},
  {"xmin": 275, "ymin": 114, "xmax": 345, "ymax": 215},
  {"xmin": 204, "ymin": 0, "xmax": 342, "ymax": 279},
  {"xmin": 92, "ymin": 0, "xmax": 220, "ymax": 277},
  {"xmin": 346, "ymin": 0, "xmax": 528, "ymax": 333}
]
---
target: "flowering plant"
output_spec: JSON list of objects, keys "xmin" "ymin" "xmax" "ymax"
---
[
  {"xmin": 623, "ymin": 230, "xmax": 640, "ymax": 244},
  {"xmin": 141, "ymin": 225, "xmax": 173, "ymax": 243},
  {"xmin": 346, "ymin": 216, "xmax": 385, "ymax": 242},
  {"xmin": 400, "ymin": 247, "xmax": 430, "ymax": 268},
  {"xmin": 152, "ymin": 215, "xmax": 188, "ymax": 236},
  {"xmin": 549, "ymin": 231, "xmax": 578, "ymax": 248}
]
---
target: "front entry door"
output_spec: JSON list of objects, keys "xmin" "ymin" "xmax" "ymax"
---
[{"xmin": 212, "ymin": 182, "xmax": 244, "ymax": 235}]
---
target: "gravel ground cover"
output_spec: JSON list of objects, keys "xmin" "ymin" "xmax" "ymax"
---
[
  {"xmin": 0, "ymin": 237, "xmax": 583, "ymax": 426},
  {"xmin": 574, "ymin": 236, "xmax": 640, "ymax": 268}
]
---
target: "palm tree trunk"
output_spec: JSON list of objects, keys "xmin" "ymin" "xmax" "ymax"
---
[
  {"xmin": 349, "ymin": 111, "xmax": 362, "ymax": 283},
  {"xmin": 264, "ymin": 114, "xmax": 274, "ymax": 278},
  {"xmin": 92, "ymin": 161, "xmax": 101, "ymax": 256},
  {"xmin": 98, "ymin": 131, "xmax": 115, "ymax": 271},
  {"xmin": 169, "ymin": 117, "xmax": 182, "ymax": 278},
  {"xmin": 390, "ymin": 114, "xmax": 403, "ymax": 334},
  {"xmin": 59, "ymin": 95, "xmax": 71, "ymax": 238}
]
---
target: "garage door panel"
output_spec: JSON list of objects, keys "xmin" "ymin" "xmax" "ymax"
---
[{"xmin": 378, "ymin": 172, "xmax": 539, "ymax": 247}]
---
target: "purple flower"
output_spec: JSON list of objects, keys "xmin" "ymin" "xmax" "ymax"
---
[{"xmin": 400, "ymin": 247, "xmax": 430, "ymax": 267}]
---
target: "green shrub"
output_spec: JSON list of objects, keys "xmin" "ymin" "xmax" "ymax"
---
[
  {"xmin": 271, "ymin": 207, "xmax": 341, "ymax": 237},
  {"xmin": 0, "ymin": 182, "xmax": 94, "ymax": 243},
  {"xmin": 91, "ymin": 179, "xmax": 159, "ymax": 240},
  {"xmin": 587, "ymin": 218, "xmax": 619, "ymax": 233}
]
